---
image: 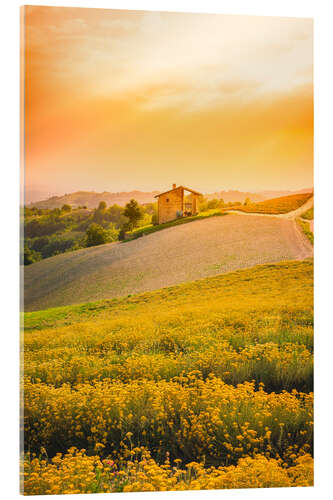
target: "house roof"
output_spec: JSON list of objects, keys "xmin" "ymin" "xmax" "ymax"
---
[{"xmin": 154, "ymin": 185, "xmax": 202, "ymax": 198}]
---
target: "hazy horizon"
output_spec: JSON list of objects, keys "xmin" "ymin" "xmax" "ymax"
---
[
  {"xmin": 24, "ymin": 7, "xmax": 313, "ymax": 198},
  {"xmin": 24, "ymin": 183, "xmax": 313, "ymax": 205}
]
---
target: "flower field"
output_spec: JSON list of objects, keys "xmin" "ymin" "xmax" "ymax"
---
[
  {"xmin": 227, "ymin": 192, "xmax": 313, "ymax": 214},
  {"xmin": 22, "ymin": 260, "xmax": 313, "ymax": 494}
]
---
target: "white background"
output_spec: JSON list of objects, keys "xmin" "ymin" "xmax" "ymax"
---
[{"xmin": 0, "ymin": 1, "xmax": 332, "ymax": 499}]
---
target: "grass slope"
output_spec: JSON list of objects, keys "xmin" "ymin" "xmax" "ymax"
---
[
  {"xmin": 24, "ymin": 260, "xmax": 313, "ymax": 394},
  {"xmin": 228, "ymin": 192, "xmax": 313, "ymax": 214},
  {"xmin": 298, "ymin": 219, "xmax": 314, "ymax": 245},
  {"xmin": 24, "ymin": 259, "xmax": 313, "ymax": 331},
  {"xmin": 301, "ymin": 206, "xmax": 314, "ymax": 220},
  {"xmin": 23, "ymin": 260, "xmax": 313, "ymax": 493},
  {"xmin": 24, "ymin": 214, "xmax": 312, "ymax": 311}
]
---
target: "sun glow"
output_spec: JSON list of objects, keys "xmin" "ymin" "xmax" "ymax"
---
[{"xmin": 23, "ymin": 6, "xmax": 313, "ymax": 195}]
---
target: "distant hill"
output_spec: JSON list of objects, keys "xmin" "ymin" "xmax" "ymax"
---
[
  {"xmin": 206, "ymin": 190, "xmax": 265, "ymax": 203},
  {"xmin": 257, "ymin": 188, "xmax": 313, "ymax": 199},
  {"xmin": 27, "ymin": 188, "xmax": 313, "ymax": 209},
  {"xmin": 28, "ymin": 190, "xmax": 160, "ymax": 209},
  {"xmin": 203, "ymin": 188, "xmax": 313, "ymax": 204},
  {"xmin": 227, "ymin": 192, "xmax": 313, "ymax": 215}
]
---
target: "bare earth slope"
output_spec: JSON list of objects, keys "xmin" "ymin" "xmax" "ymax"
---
[{"xmin": 24, "ymin": 214, "xmax": 313, "ymax": 311}]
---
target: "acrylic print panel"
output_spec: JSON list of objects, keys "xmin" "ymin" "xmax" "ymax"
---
[{"xmin": 21, "ymin": 5, "xmax": 314, "ymax": 495}]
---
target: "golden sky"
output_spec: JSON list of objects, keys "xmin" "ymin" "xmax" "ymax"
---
[{"xmin": 23, "ymin": 6, "xmax": 313, "ymax": 196}]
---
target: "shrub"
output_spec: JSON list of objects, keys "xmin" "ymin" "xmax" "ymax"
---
[
  {"xmin": 30, "ymin": 236, "xmax": 49, "ymax": 253},
  {"xmin": 207, "ymin": 199, "xmax": 219, "ymax": 209},
  {"xmin": 105, "ymin": 224, "xmax": 119, "ymax": 242},
  {"xmin": 118, "ymin": 228, "xmax": 126, "ymax": 240},
  {"xmin": 86, "ymin": 223, "xmax": 109, "ymax": 247},
  {"xmin": 302, "ymin": 207, "xmax": 314, "ymax": 220},
  {"xmin": 98, "ymin": 201, "xmax": 107, "ymax": 211},
  {"xmin": 23, "ymin": 246, "xmax": 41, "ymax": 265},
  {"xmin": 61, "ymin": 204, "xmax": 71, "ymax": 212},
  {"xmin": 25, "ymin": 218, "xmax": 66, "ymax": 238},
  {"xmin": 40, "ymin": 236, "xmax": 79, "ymax": 258}
]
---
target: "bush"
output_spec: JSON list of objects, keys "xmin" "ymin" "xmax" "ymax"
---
[
  {"xmin": 98, "ymin": 201, "xmax": 107, "ymax": 211},
  {"xmin": 40, "ymin": 237, "xmax": 79, "ymax": 259},
  {"xmin": 199, "ymin": 197, "xmax": 224, "ymax": 212},
  {"xmin": 118, "ymin": 228, "xmax": 126, "ymax": 240},
  {"xmin": 25, "ymin": 218, "xmax": 66, "ymax": 238},
  {"xmin": 105, "ymin": 224, "xmax": 119, "ymax": 242},
  {"xmin": 86, "ymin": 224, "xmax": 109, "ymax": 247},
  {"xmin": 30, "ymin": 236, "xmax": 49, "ymax": 253},
  {"xmin": 207, "ymin": 199, "xmax": 219, "ymax": 210},
  {"xmin": 23, "ymin": 246, "xmax": 41, "ymax": 265},
  {"xmin": 61, "ymin": 204, "xmax": 72, "ymax": 213},
  {"xmin": 137, "ymin": 212, "xmax": 152, "ymax": 227}
]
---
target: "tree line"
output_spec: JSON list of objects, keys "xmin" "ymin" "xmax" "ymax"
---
[
  {"xmin": 23, "ymin": 195, "xmax": 247, "ymax": 265},
  {"xmin": 23, "ymin": 199, "xmax": 155, "ymax": 265}
]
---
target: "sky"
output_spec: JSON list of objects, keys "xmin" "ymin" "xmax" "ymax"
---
[{"xmin": 23, "ymin": 6, "xmax": 313, "ymax": 198}]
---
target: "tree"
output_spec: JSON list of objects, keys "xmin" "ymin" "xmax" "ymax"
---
[
  {"xmin": 23, "ymin": 246, "xmax": 41, "ymax": 265},
  {"xmin": 207, "ymin": 198, "xmax": 219, "ymax": 210},
  {"xmin": 61, "ymin": 204, "xmax": 71, "ymax": 212},
  {"xmin": 98, "ymin": 201, "xmax": 107, "ymax": 211},
  {"xmin": 105, "ymin": 223, "xmax": 119, "ymax": 242},
  {"xmin": 85, "ymin": 223, "xmax": 109, "ymax": 247},
  {"xmin": 244, "ymin": 198, "xmax": 251, "ymax": 206},
  {"xmin": 123, "ymin": 199, "xmax": 144, "ymax": 231},
  {"xmin": 31, "ymin": 236, "xmax": 49, "ymax": 253},
  {"xmin": 106, "ymin": 204, "xmax": 128, "ymax": 228},
  {"xmin": 198, "ymin": 196, "xmax": 208, "ymax": 212},
  {"xmin": 93, "ymin": 201, "xmax": 108, "ymax": 224}
]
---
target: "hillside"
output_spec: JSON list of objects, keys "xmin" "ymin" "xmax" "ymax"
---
[
  {"xmin": 28, "ymin": 190, "xmax": 160, "ymax": 209},
  {"xmin": 206, "ymin": 188, "xmax": 312, "ymax": 204},
  {"xmin": 23, "ymin": 260, "xmax": 313, "ymax": 493},
  {"xmin": 27, "ymin": 188, "xmax": 314, "ymax": 209},
  {"xmin": 227, "ymin": 192, "xmax": 313, "ymax": 215},
  {"xmin": 24, "ymin": 212, "xmax": 313, "ymax": 311}
]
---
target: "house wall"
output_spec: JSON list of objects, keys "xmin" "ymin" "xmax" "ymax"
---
[{"xmin": 158, "ymin": 187, "xmax": 183, "ymax": 224}]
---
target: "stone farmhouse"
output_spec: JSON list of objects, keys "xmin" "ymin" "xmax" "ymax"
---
[{"xmin": 155, "ymin": 184, "xmax": 202, "ymax": 224}]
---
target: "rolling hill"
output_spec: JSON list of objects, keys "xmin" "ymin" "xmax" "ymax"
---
[
  {"xmin": 227, "ymin": 192, "xmax": 313, "ymax": 215},
  {"xmin": 26, "ymin": 188, "xmax": 313, "ymax": 209},
  {"xmin": 24, "ymin": 212, "xmax": 313, "ymax": 311},
  {"xmin": 23, "ymin": 259, "xmax": 313, "ymax": 493},
  {"xmin": 27, "ymin": 190, "xmax": 160, "ymax": 209}
]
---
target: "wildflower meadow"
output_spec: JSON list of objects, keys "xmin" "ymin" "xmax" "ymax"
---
[{"xmin": 22, "ymin": 260, "xmax": 313, "ymax": 494}]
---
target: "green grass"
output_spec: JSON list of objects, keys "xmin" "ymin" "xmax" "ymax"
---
[
  {"xmin": 227, "ymin": 193, "xmax": 313, "ymax": 215},
  {"xmin": 297, "ymin": 219, "xmax": 314, "ymax": 245},
  {"xmin": 125, "ymin": 209, "xmax": 226, "ymax": 240},
  {"xmin": 301, "ymin": 206, "xmax": 314, "ymax": 220},
  {"xmin": 24, "ymin": 260, "xmax": 313, "ymax": 330}
]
